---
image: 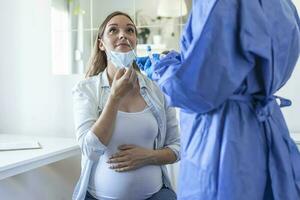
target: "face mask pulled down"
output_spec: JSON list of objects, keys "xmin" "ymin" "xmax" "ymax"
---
[{"xmin": 106, "ymin": 49, "xmax": 136, "ymax": 69}]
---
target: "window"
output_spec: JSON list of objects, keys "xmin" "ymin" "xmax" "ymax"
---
[{"xmin": 51, "ymin": 0, "xmax": 191, "ymax": 74}]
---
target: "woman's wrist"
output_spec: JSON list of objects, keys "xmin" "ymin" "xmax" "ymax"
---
[
  {"xmin": 108, "ymin": 93, "xmax": 121, "ymax": 105},
  {"xmin": 146, "ymin": 149, "xmax": 158, "ymax": 165},
  {"xmin": 147, "ymin": 148, "xmax": 177, "ymax": 165}
]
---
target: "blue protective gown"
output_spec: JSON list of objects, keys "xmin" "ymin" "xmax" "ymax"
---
[{"xmin": 152, "ymin": 0, "xmax": 300, "ymax": 199}]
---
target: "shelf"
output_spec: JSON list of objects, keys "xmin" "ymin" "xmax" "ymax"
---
[{"xmin": 0, "ymin": 134, "xmax": 80, "ymax": 180}]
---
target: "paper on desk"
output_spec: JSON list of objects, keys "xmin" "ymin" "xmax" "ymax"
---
[{"xmin": 0, "ymin": 141, "xmax": 41, "ymax": 151}]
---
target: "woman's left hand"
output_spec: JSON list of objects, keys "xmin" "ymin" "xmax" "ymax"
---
[{"xmin": 107, "ymin": 144, "xmax": 154, "ymax": 172}]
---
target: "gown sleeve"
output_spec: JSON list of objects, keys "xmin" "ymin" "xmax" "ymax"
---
[{"xmin": 152, "ymin": 0, "xmax": 281, "ymax": 113}]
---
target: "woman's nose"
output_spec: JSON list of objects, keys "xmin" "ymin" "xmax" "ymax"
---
[
  {"xmin": 119, "ymin": 35, "xmax": 127, "ymax": 40},
  {"xmin": 118, "ymin": 30, "xmax": 128, "ymax": 40}
]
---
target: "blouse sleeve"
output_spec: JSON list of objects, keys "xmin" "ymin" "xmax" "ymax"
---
[{"xmin": 72, "ymin": 82, "xmax": 107, "ymax": 161}]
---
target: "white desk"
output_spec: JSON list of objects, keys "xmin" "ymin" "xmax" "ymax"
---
[{"xmin": 0, "ymin": 134, "xmax": 80, "ymax": 180}]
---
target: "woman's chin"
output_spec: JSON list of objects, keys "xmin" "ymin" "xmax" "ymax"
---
[{"xmin": 115, "ymin": 46, "xmax": 131, "ymax": 52}]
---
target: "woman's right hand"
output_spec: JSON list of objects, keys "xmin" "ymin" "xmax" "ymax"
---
[{"xmin": 110, "ymin": 67, "xmax": 137, "ymax": 102}]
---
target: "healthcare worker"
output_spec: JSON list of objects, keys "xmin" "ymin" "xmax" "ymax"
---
[{"xmin": 137, "ymin": 0, "xmax": 300, "ymax": 199}]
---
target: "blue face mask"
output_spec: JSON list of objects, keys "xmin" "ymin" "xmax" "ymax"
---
[{"xmin": 107, "ymin": 50, "xmax": 136, "ymax": 69}]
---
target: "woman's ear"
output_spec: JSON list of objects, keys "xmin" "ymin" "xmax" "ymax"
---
[{"xmin": 98, "ymin": 39, "xmax": 105, "ymax": 51}]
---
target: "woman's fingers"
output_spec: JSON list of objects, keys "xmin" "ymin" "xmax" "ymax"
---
[
  {"xmin": 129, "ymin": 69, "xmax": 137, "ymax": 84},
  {"xmin": 111, "ymin": 67, "xmax": 138, "ymax": 100},
  {"xmin": 120, "ymin": 67, "xmax": 137, "ymax": 90},
  {"xmin": 118, "ymin": 144, "xmax": 135, "ymax": 150},
  {"xmin": 114, "ymin": 68, "xmax": 126, "ymax": 80},
  {"xmin": 115, "ymin": 166, "xmax": 132, "ymax": 172},
  {"xmin": 122, "ymin": 66, "xmax": 132, "ymax": 80},
  {"xmin": 107, "ymin": 156, "xmax": 128, "ymax": 163},
  {"xmin": 109, "ymin": 161, "xmax": 129, "ymax": 169},
  {"xmin": 110, "ymin": 151, "xmax": 127, "ymax": 159},
  {"xmin": 109, "ymin": 161, "xmax": 135, "ymax": 172}
]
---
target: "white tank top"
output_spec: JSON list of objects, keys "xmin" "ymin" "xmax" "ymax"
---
[{"xmin": 88, "ymin": 107, "xmax": 163, "ymax": 200}]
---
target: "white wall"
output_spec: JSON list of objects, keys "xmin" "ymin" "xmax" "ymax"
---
[
  {"xmin": 0, "ymin": 0, "xmax": 81, "ymax": 137},
  {"xmin": 0, "ymin": 1, "xmax": 81, "ymax": 199},
  {"xmin": 279, "ymin": 62, "xmax": 300, "ymax": 133},
  {"xmin": 279, "ymin": 0, "xmax": 300, "ymax": 133}
]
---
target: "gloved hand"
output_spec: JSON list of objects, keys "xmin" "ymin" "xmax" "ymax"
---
[{"xmin": 135, "ymin": 53, "xmax": 160, "ymax": 79}]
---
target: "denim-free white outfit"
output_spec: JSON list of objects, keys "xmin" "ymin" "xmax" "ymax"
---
[{"xmin": 72, "ymin": 69, "xmax": 180, "ymax": 200}]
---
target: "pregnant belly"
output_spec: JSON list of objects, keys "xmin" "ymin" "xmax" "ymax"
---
[{"xmin": 89, "ymin": 157, "xmax": 163, "ymax": 200}]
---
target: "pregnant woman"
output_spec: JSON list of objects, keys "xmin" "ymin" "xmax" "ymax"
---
[{"xmin": 72, "ymin": 11, "xmax": 180, "ymax": 200}]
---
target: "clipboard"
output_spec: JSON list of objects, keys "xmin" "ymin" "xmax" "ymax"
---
[{"xmin": 0, "ymin": 141, "xmax": 41, "ymax": 151}]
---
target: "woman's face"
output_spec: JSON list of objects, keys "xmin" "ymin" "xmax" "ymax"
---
[{"xmin": 99, "ymin": 15, "xmax": 137, "ymax": 53}]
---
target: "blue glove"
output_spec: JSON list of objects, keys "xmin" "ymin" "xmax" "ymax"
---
[
  {"xmin": 135, "ymin": 56, "xmax": 148, "ymax": 71},
  {"xmin": 135, "ymin": 54, "xmax": 160, "ymax": 79}
]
